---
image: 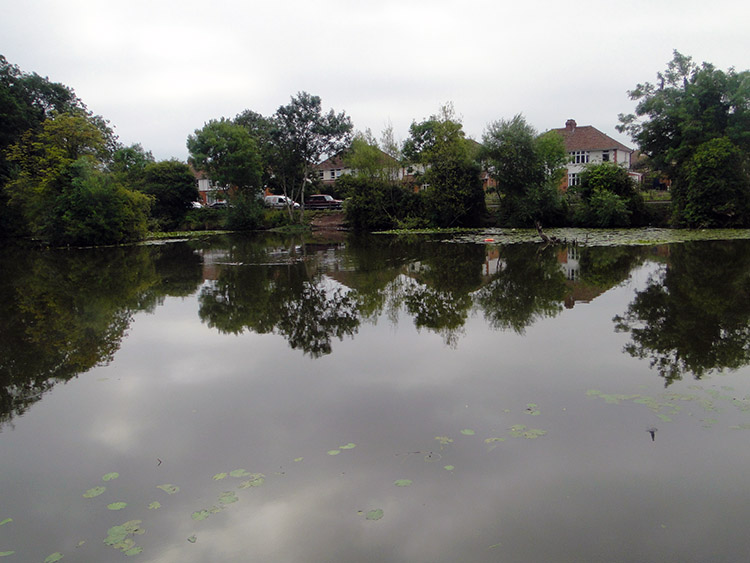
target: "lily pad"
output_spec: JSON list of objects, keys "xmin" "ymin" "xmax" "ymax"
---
[
  {"xmin": 83, "ymin": 486, "xmax": 106, "ymax": 498},
  {"xmin": 148, "ymin": 501, "xmax": 161, "ymax": 510},
  {"xmin": 0, "ymin": 552, "xmax": 15, "ymax": 557},
  {"xmin": 435, "ymin": 436, "xmax": 453, "ymax": 447},
  {"xmin": 339, "ymin": 443, "xmax": 356, "ymax": 450},
  {"xmin": 218, "ymin": 491, "xmax": 238, "ymax": 504},
  {"xmin": 157, "ymin": 484, "xmax": 179, "ymax": 495},
  {"xmin": 294, "ymin": 457, "xmax": 304, "ymax": 462},
  {"xmin": 444, "ymin": 465, "xmax": 455, "ymax": 471},
  {"xmin": 229, "ymin": 469, "xmax": 251, "ymax": 478},
  {"xmin": 238, "ymin": 474, "xmax": 265, "ymax": 489},
  {"xmin": 44, "ymin": 553, "xmax": 63, "ymax": 563},
  {"xmin": 104, "ymin": 520, "xmax": 144, "ymax": 553},
  {"xmin": 107, "ymin": 502, "xmax": 127, "ymax": 511},
  {"xmin": 187, "ymin": 535, "xmax": 197, "ymax": 544},
  {"xmin": 0, "ymin": 519, "xmax": 11, "ymax": 526},
  {"xmin": 460, "ymin": 429, "xmax": 475, "ymax": 436},
  {"xmin": 124, "ymin": 546, "xmax": 143, "ymax": 556},
  {"xmin": 394, "ymin": 479, "xmax": 413, "ymax": 487},
  {"xmin": 327, "ymin": 450, "xmax": 341, "ymax": 456},
  {"xmin": 366, "ymin": 509, "xmax": 384, "ymax": 520},
  {"xmin": 102, "ymin": 472, "xmax": 119, "ymax": 482},
  {"xmin": 212, "ymin": 473, "xmax": 227, "ymax": 481},
  {"xmin": 191, "ymin": 510, "xmax": 211, "ymax": 521},
  {"xmin": 525, "ymin": 403, "xmax": 541, "ymax": 416}
]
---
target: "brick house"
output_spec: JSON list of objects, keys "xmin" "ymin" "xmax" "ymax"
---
[{"xmin": 551, "ymin": 119, "xmax": 640, "ymax": 189}]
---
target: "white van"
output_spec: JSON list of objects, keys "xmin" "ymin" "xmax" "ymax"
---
[{"xmin": 264, "ymin": 195, "xmax": 300, "ymax": 209}]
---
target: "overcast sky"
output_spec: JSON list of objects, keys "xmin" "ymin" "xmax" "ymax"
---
[{"xmin": 2, "ymin": 0, "xmax": 748, "ymax": 161}]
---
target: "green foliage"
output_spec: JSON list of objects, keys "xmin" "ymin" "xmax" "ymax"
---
[
  {"xmin": 269, "ymin": 92, "xmax": 352, "ymax": 219},
  {"xmin": 187, "ymin": 118, "xmax": 262, "ymax": 194},
  {"xmin": 141, "ymin": 159, "xmax": 199, "ymax": 230},
  {"xmin": 5, "ymin": 112, "xmax": 150, "ymax": 245},
  {"xmin": 676, "ymin": 137, "xmax": 750, "ymax": 228},
  {"xmin": 339, "ymin": 175, "xmax": 422, "ymax": 231},
  {"xmin": 403, "ymin": 104, "xmax": 486, "ymax": 228},
  {"xmin": 619, "ymin": 51, "xmax": 750, "ymax": 227},
  {"xmin": 110, "ymin": 143, "xmax": 154, "ymax": 188},
  {"xmin": 225, "ymin": 193, "xmax": 265, "ymax": 231},
  {"xmin": 481, "ymin": 115, "xmax": 567, "ymax": 226},
  {"xmin": 343, "ymin": 132, "xmax": 399, "ymax": 182},
  {"xmin": 52, "ymin": 159, "xmax": 150, "ymax": 245},
  {"xmin": 574, "ymin": 162, "xmax": 644, "ymax": 227}
]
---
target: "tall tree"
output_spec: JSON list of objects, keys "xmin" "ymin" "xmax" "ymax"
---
[
  {"xmin": 618, "ymin": 50, "xmax": 750, "ymax": 227},
  {"xmin": 481, "ymin": 114, "xmax": 567, "ymax": 226},
  {"xmin": 269, "ymin": 92, "xmax": 352, "ymax": 219},
  {"xmin": 402, "ymin": 103, "xmax": 486, "ymax": 227},
  {"xmin": 186, "ymin": 118, "xmax": 262, "ymax": 196},
  {"xmin": 141, "ymin": 159, "xmax": 199, "ymax": 229}
]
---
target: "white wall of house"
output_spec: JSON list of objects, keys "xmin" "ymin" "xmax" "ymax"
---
[{"xmin": 567, "ymin": 149, "xmax": 632, "ymax": 186}]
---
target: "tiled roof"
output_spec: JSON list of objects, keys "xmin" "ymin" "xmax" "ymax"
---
[{"xmin": 550, "ymin": 121, "xmax": 632, "ymax": 153}]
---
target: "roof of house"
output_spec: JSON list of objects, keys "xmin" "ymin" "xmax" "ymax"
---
[
  {"xmin": 550, "ymin": 119, "xmax": 632, "ymax": 153},
  {"xmin": 316, "ymin": 154, "xmax": 347, "ymax": 171}
]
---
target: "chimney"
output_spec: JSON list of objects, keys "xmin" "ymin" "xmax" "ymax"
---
[{"xmin": 565, "ymin": 119, "xmax": 577, "ymax": 131}]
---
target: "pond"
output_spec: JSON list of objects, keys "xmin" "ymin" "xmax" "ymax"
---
[{"xmin": 2, "ymin": 231, "xmax": 750, "ymax": 562}]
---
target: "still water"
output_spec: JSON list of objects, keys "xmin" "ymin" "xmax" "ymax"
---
[{"xmin": 2, "ymin": 232, "xmax": 750, "ymax": 562}]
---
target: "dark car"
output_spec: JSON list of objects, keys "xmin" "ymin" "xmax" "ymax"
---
[{"xmin": 305, "ymin": 194, "xmax": 343, "ymax": 210}]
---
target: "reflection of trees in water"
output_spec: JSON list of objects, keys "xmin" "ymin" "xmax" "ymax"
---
[
  {"xmin": 0, "ymin": 244, "xmax": 203, "ymax": 428},
  {"xmin": 198, "ymin": 258, "xmax": 360, "ymax": 358},
  {"xmin": 475, "ymin": 245, "xmax": 569, "ymax": 334},
  {"xmin": 615, "ymin": 240, "xmax": 750, "ymax": 385}
]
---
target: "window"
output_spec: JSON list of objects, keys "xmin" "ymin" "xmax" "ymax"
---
[
  {"xmin": 569, "ymin": 151, "xmax": 589, "ymax": 164},
  {"xmin": 602, "ymin": 150, "xmax": 610, "ymax": 162},
  {"xmin": 330, "ymin": 170, "xmax": 336, "ymax": 180},
  {"xmin": 568, "ymin": 173, "xmax": 580, "ymax": 187}
]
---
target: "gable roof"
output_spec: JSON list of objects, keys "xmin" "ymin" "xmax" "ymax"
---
[{"xmin": 550, "ymin": 119, "xmax": 632, "ymax": 153}]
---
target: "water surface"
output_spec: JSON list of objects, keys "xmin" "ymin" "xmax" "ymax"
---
[{"xmin": 2, "ymin": 234, "xmax": 750, "ymax": 562}]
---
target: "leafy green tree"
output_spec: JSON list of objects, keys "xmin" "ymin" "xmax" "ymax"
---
[
  {"xmin": 574, "ymin": 162, "xmax": 645, "ymax": 227},
  {"xmin": 5, "ymin": 111, "xmax": 150, "ymax": 244},
  {"xmin": 110, "ymin": 143, "xmax": 155, "ymax": 189},
  {"xmin": 402, "ymin": 104, "xmax": 486, "ymax": 227},
  {"xmin": 141, "ymin": 159, "xmax": 199, "ymax": 230},
  {"xmin": 481, "ymin": 115, "xmax": 567, "ymax": 226},
  {"xmin": 269, "ymin": 92, "xmax": 353, "ymax": 219},
  {"xmin": 618, "ymin": 51, "xmax": 750, "ymax": 227},
  {"xmin": 187, "ymin": 118, "xmax": 262, "ymax": 195}
]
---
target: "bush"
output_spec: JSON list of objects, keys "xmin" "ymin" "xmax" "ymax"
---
[
  {"xmin": 48, "ymin": 159, "xmax": 150, "ymax": 245},
  {"xmin": 340, "ymin": 176, "xmax": 423, "ymax": 231},
  {"xmin": 180, "ymin": 207, "xmax": 225, "ymax": 231},
  {"xmin": 225, "ymin": 193, "xmax": 265, "ymax": 231}
]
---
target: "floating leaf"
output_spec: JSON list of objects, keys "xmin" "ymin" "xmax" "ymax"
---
[
  {"xmin": 238, "ymin": 474, "xmax": 265, "ymax": 489},
  {"xmin": 104, "ymin": 520, "xmax": 144, "ymax": 553},
  {"xmin": 107, "ymin": 502, "xmax": 127, "ymax": 511},
  {"xmin": 444, "ymin": 465, "xmax": 455, "ymax": 471},
  {"xmin": 148, "ymin": 502, "xmax": 161, "ymax": 510},
  {"xmin": 191, "ymin": 510, "xmax": 211, "ymax": 521},
  {"xmin": 83, "ymin": 486, "xmax": 106, "ymax": 498},
  {"xmin": 0, "ymin": 553, "xmax": 15, "ymax": 557},
  {"xmin": 124, "ymin": 546, "xmax": 143, "ymax": 556},
  {"xmin": 366, "ymin": 509, "xmax": 384, "ymax": 520},
  {"xmin": 157, "ymin": 484, "xmax": 179, "ymax": 495},
  {"xmin": 657, "ymin": 414, "xmax": 673, "ymax": 423},
  {"xmin": 394, "ymin": 479, "xmax": 412, "ymax": 487},
  {"xmin": 44, "ymin": 553, "xmax": 63, "ymax": 563},
  {"xmin": 294, "ymin": 457, "xmax": 303, "ymax": 462},
  {"xmin": 525, "ymin": 404, "xmax": 541, "ymax": 416},
  {"xmin": 218, "ymin": 491, "xmax": 238, "ymax": 504},
  {"xmin": 229, "ymin": 469, "xmax": 251, "ymax": 478},
  {"xmin": 435, "ymin": 436, "xmax": 453, "ymax": 447},
  {"xmin": 212, "ymin": 473, "xmax": 227, "ymax": 481},
  {"xmin": 102, "ymin": 472, "xmax": 119, "ymax": 482},
  {"xmin": 460, "ymin": 429, "xmax": 475, "ymax": 436},
  {"xmin": 0, "ymin": 519, "xmax": 11, "ymax": 526},
  {"xmin": 339, "ymin": 443, "xmax": 356, "ymax": 450},
  {"xmin": 484, "ymin": 437, "xmax": 506, "ymax": 444},
  {"xmin": 187, "ymin": 535, "xmax": 197, "ymax": 544},
  {"xmin": 327, "ymin": 450, "xmax": 341, "ymax": 456}
]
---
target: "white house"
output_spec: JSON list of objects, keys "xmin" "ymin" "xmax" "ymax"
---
[{"xmin": 551, "ymin": 119, "xmax": 640, "ymax": 188}]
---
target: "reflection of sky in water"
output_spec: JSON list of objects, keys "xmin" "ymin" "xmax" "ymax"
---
[{"xmin": 3, "ymin": 244, "xmax": 750, "ymax": 562}]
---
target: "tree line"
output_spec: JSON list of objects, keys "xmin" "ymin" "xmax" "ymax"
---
[{"xmin": 2, "ymin": 50, "xmax": 749, "ymax": 245}]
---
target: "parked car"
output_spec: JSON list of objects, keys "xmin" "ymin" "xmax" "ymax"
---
[
  {"xmin": 209, "ymin": 201, "xmax": 228, "ymax": 208},
  {"xmin": 264, "ymin": 195, "xmax": 300, "ymax": 209},
  {"xmin": 305, "ymin": 194, "xmax": 343, "ymax": 210}
]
